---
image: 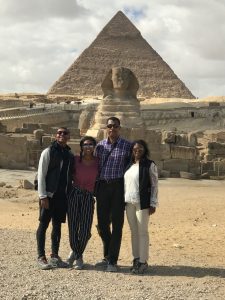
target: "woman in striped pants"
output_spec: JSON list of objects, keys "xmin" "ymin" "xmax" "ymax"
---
[{"xmin": 67, "ymin": 136, "xmax": 98, "ymax": 269}]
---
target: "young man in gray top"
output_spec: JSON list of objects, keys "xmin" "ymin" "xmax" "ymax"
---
[{"xmin": 36, "ymin": 127, "xmax": 74, "ymax": 269}]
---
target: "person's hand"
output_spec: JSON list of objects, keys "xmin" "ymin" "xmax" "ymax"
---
[
  {"xmin": 40, "ymin": 197, "xmax": 49, "ymax": 209},
  {"xmin": 149, "ymin": 206, "xmax": 156, "ymax": 215}
]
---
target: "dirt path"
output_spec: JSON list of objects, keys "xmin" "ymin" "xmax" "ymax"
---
[{"xmin": 0, "ymin": 173, "xmax": 225, "ymax": 299}]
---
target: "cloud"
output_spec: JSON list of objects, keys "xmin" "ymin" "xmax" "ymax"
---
[
  {"xmin": 0, "ymin": 0, "xmax": 88, "ymax": 22},
  {"xmin": 0, "ymin": 0, "xmax": 224, "ymax": 97}
]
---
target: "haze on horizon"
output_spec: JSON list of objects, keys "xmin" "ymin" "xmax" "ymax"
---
[{"xmin": 0, "ymin": 0, "xmax": 224, "ymax": 98}]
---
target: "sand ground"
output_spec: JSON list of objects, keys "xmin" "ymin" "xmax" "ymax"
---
[{"xmin": 0, "ymin": 170, "xmax": 225, "ymax": 299}]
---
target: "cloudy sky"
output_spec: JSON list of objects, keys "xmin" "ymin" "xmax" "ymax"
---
[{"xmin": 0, "ymin": 0, "xmax": 224, "ymax": 98}]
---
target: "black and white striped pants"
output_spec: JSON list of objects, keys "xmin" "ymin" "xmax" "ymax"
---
[{"xmin": 67, "ymin": 186, "xmax": 95, "ymax": 259}]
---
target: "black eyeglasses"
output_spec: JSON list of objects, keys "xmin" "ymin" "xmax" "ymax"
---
[
  {"xmin": 57, "ymin": 131, "xmax": 69, "ymax": 135},
  {"xmin": 83, "ymin": 143, "xmax": 94, "ymax": 147},
  {"xmin": 107, "ymin": 124, "xmax": 120, "ymax": 129}
]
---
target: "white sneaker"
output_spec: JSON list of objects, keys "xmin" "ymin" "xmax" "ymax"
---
[
  {"xmin": 66, "ymin": 251, "xmax": 76, "ymax": 268},
  {"xmin": 37, "ymin": 256, "xmax": 53, "ymax": 270},
  {"xmin": 74, "ymin": 257, "xmax": 84, "ymax": 270}
]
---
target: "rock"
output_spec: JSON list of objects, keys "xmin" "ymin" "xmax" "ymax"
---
[
  {"xmin": 0, "ymin": 181, "xmax": 6, "ymax": 187},
  {"xmin": 20, "ymin": 179, "xmax": 34, "ymax": 190}
]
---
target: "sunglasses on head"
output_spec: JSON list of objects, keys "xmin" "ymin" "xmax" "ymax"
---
[
  {"xmin": 107, "ymin": 124, "xmax": 120, "ymax": 129},
  {"xmin": 83, "ymin": 143, "xmax": 94, "ymax": 147},
  {"xmin": 57, "ymin": 130, "xmax": 69, "ymax": 135}
]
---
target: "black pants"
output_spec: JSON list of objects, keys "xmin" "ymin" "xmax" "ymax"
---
[
  {"xmin": 67, "ymin": 187, "xmax": 95, "ymax": 259},
  {"xmin": 96, "ymin": 178, "xmax": 124, "ymax": 264},
  {"xmin": 36, "ymin": 195, "xmax": 67, "ymax": 258}
]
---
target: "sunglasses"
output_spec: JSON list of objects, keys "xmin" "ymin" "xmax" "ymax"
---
[
  {"xmin": 57, "ymin": 131, "xmax": 69, "ymax": 135},
  {"xmin": 107, "ymin": 124, "xmax": 120, "ymax": 129},
  {"xmin": 83, "ymin": 143, "xmax": 94, "ymax": 147}
]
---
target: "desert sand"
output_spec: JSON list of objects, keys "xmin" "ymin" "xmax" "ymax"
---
[{"xmin": 0, "ymin": 170, "xmax": 225, "ymax": 299}]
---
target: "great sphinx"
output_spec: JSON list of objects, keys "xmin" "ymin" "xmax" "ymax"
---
[
  {"xmin": 85, "ymin": 67, "xmax": 145, "ymax": 137},
  {"xmin": 101, "ymin": 67, "xmax": 139, "ymax": 100}
]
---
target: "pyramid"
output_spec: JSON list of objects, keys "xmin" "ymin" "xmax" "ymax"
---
[{"xmin": 48, "ymin": 11, "xmax": 195, "ymax": 99}]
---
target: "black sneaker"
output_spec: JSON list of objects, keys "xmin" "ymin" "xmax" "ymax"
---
[
  {"xmin": 132, "ymin": 262, "xmax": 148, "ymax": 275},
  {"xmin": 95, "ymin": 258, "xmax": 109, "ymax": 267},
  {"xmin": 130, "ymin": 257, "xmax": 139, "ymax": 271}
]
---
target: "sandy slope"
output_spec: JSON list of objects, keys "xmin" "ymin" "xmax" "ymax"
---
[{"xmin": 0, "ymin": 174, "xmax": 225, "ymax": 299}]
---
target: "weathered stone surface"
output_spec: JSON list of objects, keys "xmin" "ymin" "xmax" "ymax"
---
[
  {"xmin": 207, "ymin": 142, "xmax": 225, "ymax": 155},
  {"xmin": 163, "ymin": 131, "xmax": 176, "ymax": 144},
  {"xmin": 19, "ymin": 179, "xmax": 34, "ymax": 190},
  {"xmin": 0, "ymin": 135, "xmax": 28, "ymax": 169},
  {"xmin": 91, "ymin": 67, "xmax": 144, "ymax": 129},
  {"xmin": 48, "ymin": 11, "xmax": 194, "ymax": 99},
  {"xmin": 163, "ymin": 159, "xmax": 189, "ymax": 173},
  {"xmin": 33, "ymin": 129, "xmax": 44, "ymax": 141},
  {"xmin": 160, "ymin": 170, "xmax": 171, "ymax": 178},
  {"xmin": 42, "ymin": 136, "xmax": 53, "ymax": 148},
  {"xmin": 160, "ymin": 143, "xmax": 171, "ymax": 160},
  {"xmin": 171, "ymin": 145, "xmax": 198, "ymax": 160},
  {"xmin": 145, "ymin": 130, "xmax": 162, "ymax": 144}
]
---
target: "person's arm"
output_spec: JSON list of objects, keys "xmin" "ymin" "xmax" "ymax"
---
[
  {"xmin": 149, "ymin": 162, "xmax": 158, "ymax": 215},
  {"xmin": 38, "ymin": 148, "xmax": 50, "ymax": 208}
]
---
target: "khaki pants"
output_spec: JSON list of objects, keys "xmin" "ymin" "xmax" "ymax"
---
[{"xmin": 126, "ymin": 203, "xmax": 150, "ymax": 263}]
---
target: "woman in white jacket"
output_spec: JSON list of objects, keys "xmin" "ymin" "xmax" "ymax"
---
[{"xmin": 124, "ymin": 139, "xmax": 158, "ymax": 274}]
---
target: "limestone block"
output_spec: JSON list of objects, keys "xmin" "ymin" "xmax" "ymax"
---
[
  {"xmin": 130, "ymin": 128, "xmax": 146, "ymax": 140},
  {"xmin": 207, "ymin": 142, "xmax": 225, "ymax": 155},
  {"xmin": 175, "ymin": 134, "xmax": 188, "ymax": 146},
  {"xmin": 67, "ymin": 141, "xmax": 80, "ymax": 155},
  {"xmin": 20, "ymin": 179, "xmax": 34, "ymax": 190},
  {"xmin": 188, "ymin": 133, "xmax": 198, "ymax": 146},
  {"xmin": 23, "ymin": 123, "xmax": 40, "ymax": 132},
  {"xmin": 180, "ymin": 171, "xmax": 199, "ymax": 179},
  {"xmin": 0, "ymin": 135, "xmax": 28, "ymax": 169},
  {"xmin": 69, "ymin": 128, "xmax": 80, "ymax": 139},
  {"xmin": 28, "ymin": 139, "xmax": 42, "ymax": 150},
  {"xmin": 188, "ymin": 160, "xmax": 201, "ymax": 174},
  {"xmin": 160, "ymin": 170, "xmax": 171, "ymax": 178},
  {"xmin": 200, "ymin": 161, "xmax": 214, "ymax": 173},
  {"xmin": 160, "ymin": 143, "xmax": 171, "ymax": 160},
  {"xmin": 145, "ymin": 130, "xmax": 162, "ymax": 144},
  {"xmin": 204, "ymin": 154, "xmax": 215, "ymax": 161},
  {"xmin": 39, "ymin": 124, "xmax": 51, "ymax": 133},
  {"xmin": 163, "ymin": 131, "xmax": 176, "ymax": 144},
  {"xmin": 171, "ymin": 146, "xmax": 198, "ymax": 160},
  {"xmin": 150, "ymin": 151, "xmax": 162, "ymax": 162},
  {"xmin": 42, "ymin": 136, "xmax": 52, "ymax": 148},
  {"xmin": 33, "ymin": 129, "xmax": 44, "ymax": 140},
  {"xmin": 120, "ymin": 128, "xmax": 131, "ymax": 140},
  {"xmin": 214, "ymin": 131, "xmax": 225, "ymax": 143},
  {"xmin": 163, "ymin": 159, "xmax": 189, "ymax": 173}
]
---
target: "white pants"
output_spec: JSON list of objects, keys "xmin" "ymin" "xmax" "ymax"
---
[{"xmin": 126, "ymin": 203, "xmax": 150, "ymax": 263}]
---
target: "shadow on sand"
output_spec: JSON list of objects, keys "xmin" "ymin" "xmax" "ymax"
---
[{"xmin": 83, "ymin": 264, "xmax": 225, "ymax": 278}]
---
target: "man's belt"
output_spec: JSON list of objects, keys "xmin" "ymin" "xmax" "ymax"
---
[{"xmin": 99, "ymin": 178, "xmax": 123, "ymax": 184}]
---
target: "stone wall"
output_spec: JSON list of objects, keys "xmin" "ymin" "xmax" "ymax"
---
[
  {"xmin": 0, "ymin": 111, "xmax": 79, "ymax": 132},
  {"xmin": 0, "ymin": 134, "xmax": 28, "ymax": 169}
]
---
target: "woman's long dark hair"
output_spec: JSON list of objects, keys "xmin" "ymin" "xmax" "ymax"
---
[
  {"xmin": 79, "ymin": 136, "xmax": 97, "ymax": 162},
  {"xmin": 131, "ymin": 139, "xmax": 150, "ymax": 163}
]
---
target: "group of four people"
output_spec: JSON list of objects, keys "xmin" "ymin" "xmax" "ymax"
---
[{"xmin": 36, "ymin": 116, "xmax": 158, "ymax": 274}]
